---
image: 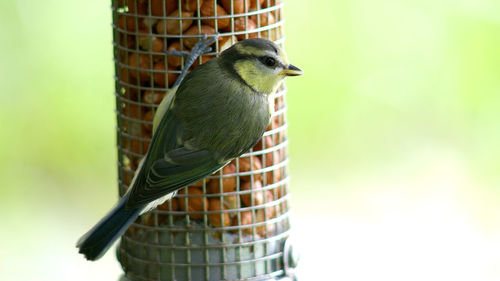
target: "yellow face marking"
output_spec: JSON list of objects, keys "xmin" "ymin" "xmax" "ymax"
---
[{"xmin": 234, "ymin": 60, "xmax": 283, "ymax": 94}]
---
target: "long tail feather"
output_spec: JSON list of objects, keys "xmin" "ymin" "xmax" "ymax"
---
[{"xmin": 76, "ymin": 194, "xmax": 142, "ymax": 261}]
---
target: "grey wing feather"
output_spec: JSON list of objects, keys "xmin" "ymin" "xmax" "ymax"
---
[
  {"xmin": 125, "ymin": 101, "xmax": 226, "ymax": 209},
  {"xmin": 147, "ymin": 148, "xmax": 221, "ymax": 188},
  {"xmin": 129, "ymin": 150, "xmax": 225, "ymax": 207}
]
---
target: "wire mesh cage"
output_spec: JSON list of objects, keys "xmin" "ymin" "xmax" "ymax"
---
[{"xmin": 111, "ymin": 0, "xmax": 296, "ymax": 280}]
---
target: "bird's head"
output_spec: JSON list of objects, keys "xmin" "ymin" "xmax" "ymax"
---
[{"xmin": 220, "ymin": 38, "xmax": 303, "ymax": 94}]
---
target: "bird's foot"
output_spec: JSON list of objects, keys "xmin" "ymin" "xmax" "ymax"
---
[
  {"xmin": 189, "ymin": 33, "xmax": 218, "ymax": 59},
  {"xmin": 172, "ymin": 33, "xmax": 219, "ymax": 87},
  {"xmin": 164, "ymin": 49, "xmax": 190, "ymax": 57}
]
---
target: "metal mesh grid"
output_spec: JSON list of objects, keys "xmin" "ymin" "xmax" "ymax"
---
[{"xmin": 111, "ymin": 1, "xmax": 293, "ymax": 280}]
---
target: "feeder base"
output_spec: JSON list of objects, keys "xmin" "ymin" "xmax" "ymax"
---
[{"xmin": 118, "ymin": 274, "xmax": 297, "ymax": 281}]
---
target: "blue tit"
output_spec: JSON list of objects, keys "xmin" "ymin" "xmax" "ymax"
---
[{"xmin": 77, "ymin": 37, "xmax": 302, "ymax": 261}]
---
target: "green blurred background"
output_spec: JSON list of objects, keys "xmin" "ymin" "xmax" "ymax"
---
[{"xmin": 1, "ymin": 0, "xmax": 500, "ymax": 280}]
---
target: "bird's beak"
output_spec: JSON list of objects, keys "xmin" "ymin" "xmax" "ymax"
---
[{"xmin": 280, "ymin": 64, "xmax": 303, "ymax": 76}]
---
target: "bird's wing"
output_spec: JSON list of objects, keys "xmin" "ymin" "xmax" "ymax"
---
[
  {"xmin": 125, "ymin": 100, "xmax": 226, "ymax": 209},
  {"xmin": 127, "ymin": 149, "xmax": 225, "ymax": 208},
  {"xmin": 152, "ymin": 85, "xmax": 177, "ymax": 134}
]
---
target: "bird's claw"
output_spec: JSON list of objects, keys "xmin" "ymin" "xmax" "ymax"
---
[
  {"xmin": 164, "ymin": 49, "xmax": 190, "ymax": 57},
  {"xmin": 170, "ymin": 34, "xmax": 220, "ymax": 88},
  {"xmin": 190, "ymin": 33, "xmax": 219, "ymax": 57},
  {"xmin": 165, "ymin": 34, "xmax": 219, "ymax": 58}
]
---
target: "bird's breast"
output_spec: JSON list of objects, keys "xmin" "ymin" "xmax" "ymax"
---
[{"xmin": 175, "ymin": 87, "xmax": 270, "ymax": 160}]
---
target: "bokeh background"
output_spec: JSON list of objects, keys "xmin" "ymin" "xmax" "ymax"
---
[{"xmin": 1, "ymin": 0, "xmax": 500, "ymax": 280}]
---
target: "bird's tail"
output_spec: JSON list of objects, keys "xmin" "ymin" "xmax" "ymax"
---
[{"xmin": 76, "ymin": 194, "xmax": 142, "ymax": 261}]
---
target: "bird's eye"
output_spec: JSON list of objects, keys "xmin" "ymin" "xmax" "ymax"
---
[{"xmin": 261, "ymin": 56, "xmax": 277, "ymax": 68}]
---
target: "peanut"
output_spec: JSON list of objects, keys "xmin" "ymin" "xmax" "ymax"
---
[
  {"xmin": 250, "ymin": 12, "xmax": 276, "ymax": 40},
  {"xmin": 166, "ymin": 41, "xmax": 184, "ymax": 68},
  {"xmin": 127, "ymin": 53, "xmax": 151, "ymax": 83},
  {"xmin": 201, "ymin": 0, "xmax": 230, "ymax": 30},
  {"xmin": 208, "ymin": 162, "xmax": 237, "ymax": 193},
  {"xmin": 183, "ymin": 25, "xmax": 216, "ymax": 49},
  {"xmin": 151, "ymin": 0, "xmax": 177, "ymax": 16},
  {"xmin": 250, "ymin": 0, "xmax": 265, "ymax": 9},
  {"xmin": 240, "ymin": 180, "xmax": 264, "ymax": 207},
  {"xmin": 220, "ymin": 0, "xmax": 250, "ymax": 14},
  {"xmin": 142, "ymin": 90, "xmax": 166, "ymax": 105},
  {"xmin": 208, "ymin": 198, "xmax": 231, "ymax": 227},
  {"xmin": 181, "ymin": 0, "xmax": 203, "ymax": 12},
  {"xmin": 157, "ymin": 197, "xmax": 179, "ymax": 212},
  {"xmin": 178, "ymin": 187, "xmax": 208, "ymax": 220},
  {"xmin": 262, "ymin": 0, "xmax": 282, "ymax": 8},
  {"xmin": 190, "ymin": 179, "xmax": 208, "ymax": 188},
  {"xmin": 237, "ymin": 156, "xmax": 262, "ymax": 182},
  {"xmin": 153, "ymin": 61, "xmax": 179, "ymax": 87},
  {"xmin": 156, "ymin": 10, "xmax": 194, "ymax": 35},
  {"xmin": 232, "ymin": 17, "xmax": 258, "ymax": 40}
]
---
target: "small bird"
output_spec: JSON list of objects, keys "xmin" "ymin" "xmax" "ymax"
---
[{"xmin": 77, "ymin": 37, "xmax": 302, "ymax": 261}]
